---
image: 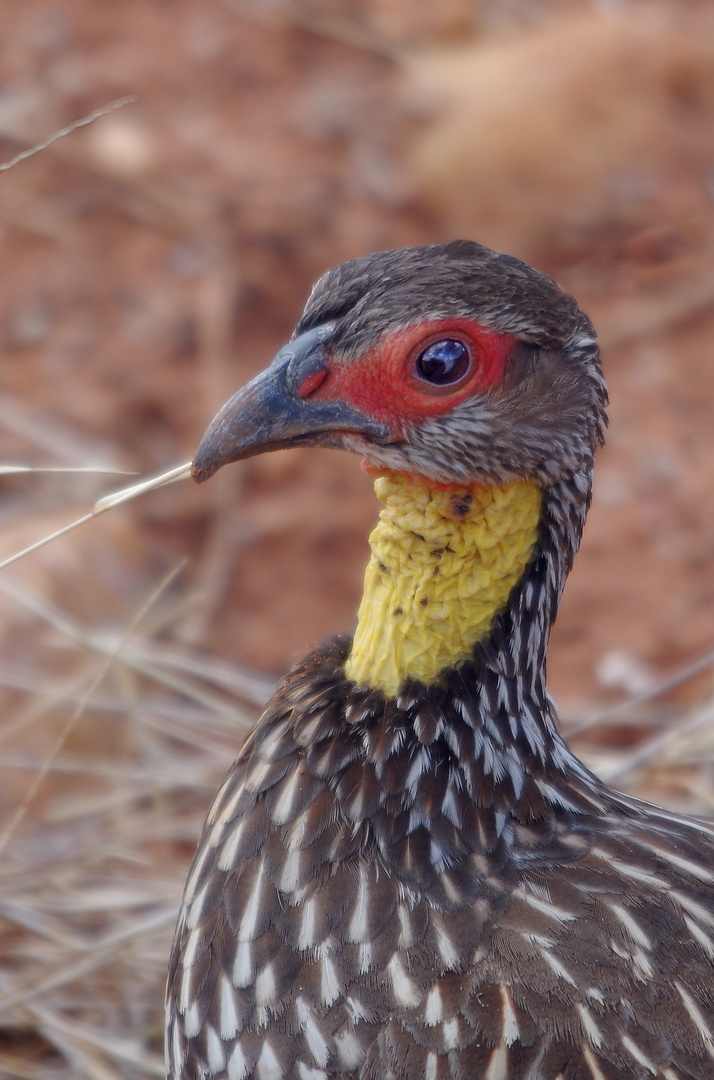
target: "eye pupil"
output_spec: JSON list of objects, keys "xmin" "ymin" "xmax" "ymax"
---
[{"xmin": 415, "ymin": 339, "xmax": 471, "ymax": 386}]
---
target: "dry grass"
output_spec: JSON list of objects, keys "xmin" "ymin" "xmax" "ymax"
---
[
  {"xmin": 0, "ymin": 461, "xmax": 269, "ymax": 1079},
  {"xmin": 0, "ymin": 486, "xmax": 273, "ymax": 1078}
]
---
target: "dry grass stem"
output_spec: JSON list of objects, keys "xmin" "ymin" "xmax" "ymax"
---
[
  {"xmin": 0, "ymin": 467, "xmax": 137, "ymax": 476},
  {"xmin": 566, "ymin": 647, "xmax": 714, "ymax": 737},
  {"xmin": 0, "ymin": 97, "xmax": 139, "ymax": 174},
  {"xmin": 0, "ymin": 464, "xmax": 192, "ymax": 573},
  {"xmin": 0, "ymin": 564, "xmax": 186, "ymax": 860}
]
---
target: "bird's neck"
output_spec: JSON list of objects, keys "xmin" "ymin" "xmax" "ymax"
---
[{"xmin": 345, "ymin": 472, "xmax": 542, "ymax": 697}]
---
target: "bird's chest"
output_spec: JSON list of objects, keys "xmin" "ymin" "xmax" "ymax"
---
[
  {"xmin": 179, "ymin": 742, "xmax": 581, "ymax": 1080},
  {"xmin": 173, "ymin": 694, "xmax": 628, "ymax": 1080},
  {"xmin": 197, "ymin": 721, "xmax": 527, "ymax": 987}
]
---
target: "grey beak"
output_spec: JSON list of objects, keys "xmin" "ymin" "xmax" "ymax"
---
[{"xmin": 192, "ymin": 325, "xmax": 392, "ymax": 482}]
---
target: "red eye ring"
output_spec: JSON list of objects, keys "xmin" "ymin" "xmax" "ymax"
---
[{"xmin": 408, "ymin": 333, "xmax": 475, "ymax": 395}]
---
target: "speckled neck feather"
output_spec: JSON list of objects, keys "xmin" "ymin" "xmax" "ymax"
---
[{"xmin": 345, "ymin": 474, "xmax": 541, "ymax": 697}]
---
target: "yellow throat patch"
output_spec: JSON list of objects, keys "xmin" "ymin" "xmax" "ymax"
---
[{"xmin": 344, "ymin": 473, "xmax": 542, "ymax": 698}]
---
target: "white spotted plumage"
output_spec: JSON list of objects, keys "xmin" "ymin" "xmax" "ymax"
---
[{"xmin": 167, "ymin": 243, "xmax": 714, "ymax": 1079}]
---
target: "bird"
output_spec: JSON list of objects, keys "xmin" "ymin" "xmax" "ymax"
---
[{"xmin": 166, "ymin": 241, "xmax": 714, "ymax": 1080}]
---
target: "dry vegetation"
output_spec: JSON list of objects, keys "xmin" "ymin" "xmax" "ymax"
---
[{"xmin": 1, "ymin": 1, "xmax": 714, "ymax": 1076}]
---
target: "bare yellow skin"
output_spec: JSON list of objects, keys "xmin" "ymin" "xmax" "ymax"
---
[{"xmin": 345, "ymin": 473, "xmax": 542, "ymax": 697}]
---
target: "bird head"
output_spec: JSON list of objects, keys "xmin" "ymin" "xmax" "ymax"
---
[{"xmin": 192, "ymin": 241, "xmax": 606, "ymax": 491}]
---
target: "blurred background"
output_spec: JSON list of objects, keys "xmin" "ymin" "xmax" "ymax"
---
[{"xmin": 1, "ymin": 1, "xmax": 714, "ymax": 1076}]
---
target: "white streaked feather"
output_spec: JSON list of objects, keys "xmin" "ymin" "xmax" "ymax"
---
[
  {"xmin": 217, "ymin": 781, "xmax": 252, "ymax": 822},
  {"xmin": 334, "ymin": 1028, "xmax": 364, "ymax": 1069},
  {"xmin": 533, "ymin": 780, "xmax": 582, "ymax": 813},
  {"xmin": 425, "ymin": 1051, "xmax": 439, "ymax": 1080},
  {"xmin": 621, "ymin": 1034, "xmax": 656, "ymax": 1073},
  {"xmin": 683, "ymin": 915, "xmax": 714, "ymax": 958},
  {"xmin": 671, "ymin": 889, "xmax": 714, "ymax": 928},
  {"xmin": 255, "ymin": 962, "xmax": 277, "ymax": 1006},
  {"xmin": 387, "ymin": 953, "xmax": 421, "ymax": 1008},
  {"xmin": 424, "ymin": 984, "xmax": 443, "ymax": 1026},
  {"xmin": 315, "ymin": 933, "xmax": 339, "ymax": 960},
  {"xmin": 645, "ymin": 844, "xmax": 714, "ymax": 883},
  {"xmin": 644, "ymin": 809, "xmax": 714, "ymax": 843},
  {"xmin": 442, "ymin": 1016, "xmax": 461, "ymax": 1051},
  {"xmin": 183, "ymin": 842, "xmax": 212, "ymax": 903},
  {"xmin": 513, "ymin": 883, "xmax": 576, "ymax": 924},
  {"xmin": 347, "ymin": 864, "xmax": 371, "ymax": 943},
  {"xmin": 218, "ymin": 818, "xmax": 250, "ymax": 871},
  {"xmin": 405, "ymin": 745, "xmax": 431, "ymax": 790},
  {"xmin": 297, "ymin": 1064, "xmax": 327, "ymax": 1080},
  {"xmin": 271, "ymin": 768, "xmax": 304, "ymax": 825},
  {"xmin": 608, "ymin": 903, "xmax": 651, "ymax": 950},
  {"xmin": 590, "ymin": 851, "xmax": 669, "ymax": 889},
  {"xmin": 278, "ymin": 847, "xmax": 303, "ymax": 894},
  {"xmin": 675, "ymin": 981, "xmax": 714, "ymax": 1055},
  {"xmin": 287, "ymin": 808, "xmax": 312, "ymax": 850},
  {"xmin": 505, "ymin": 754, "xmax": 524, "ymax": 799},
  {"xmin": 440, "ymin": 868, "xmax": 467, "ymax": 906},
  {"xmin": 207, "ymin": 819, "xmax": 226, "ymax": 848},
  {"xmin": 256, "ymin": 1038, "xmax": 284, "ymax": 1080},
  {"xmin": 320, "ymin": 956, "xmax": 341, "ymax": 1006},
  {"xmin": 183, "ymin": 1001, "xmax": 201, "ymax": 1040},
  {"xmin": 246, "ymin": 760, "xmax": 279, "ymax": 794},
  {"xmin": 238, "ymin": 861, "xmax": 268, "ymax": 941},
  {"xmin": 441, "ymin": 780, "xmax": 462, "ymax": 826},
  {"xmin": 297, "ymin": 898, "xmax": 319, "ymax": 950},
  {"xmin": 219, "ymin": 975, "xmax": 241, "ymax": 1039},
  {"xmin": 520, "ymin": 930, "xmax": 555, "ymax": 950},
  {"xmin": 296, "ymin": 997, "xmax": 330, "ymax": 1067},
  {"xmin": 185, "ymin": 883, "xmax": 209, "ymax": 931},
  {"xmin": 396, "ymin": 902, "xmax": 415, "ymax": 948},
  {"xmin": 500, "ymin": 983, "xmax": 520, "ymax": 1046},
  {"xmin": 433, "ymin": 918, "xmax": 460, "ymax": 969},
  {"xmin": 577, "ymin": 1003, "xmax": 602, "ymax": 1049},
  {"xmin": 539, "ymin": 948, "xmax": 577, "ymax": 987},
  {"xmin": 232, "ymin": 941, "xmax": 254, "ymax": 988},
  {"xmin": 582, "ymin": 1045, "xmax": 607, "ymax": 1080},
  {"xmin": 631, "ymin": 948, "xmax": 654, "ymax": 981},
  {"xmin": 256, "ymin": 722, "xmax": 289, "ymax": 761},
  {"xmin": 180, "ymin": 926, "xmax": 201, "ymax": 974},
  {"xmin": 169, "ymin": 1019, "xmax": 183, "ymax": 1073},
  {"xmin": 179, "ymin": 962, "xmax": 195, "ymax": 1014},
  {"xmin": 358, "ymin": 942, "xmax": 373, "ymax": 974},
  {"xmin": 206, "ymin": 1026, "xmax": 226, "ymax": 1073},
  {"xmin": 304, "ymin": 1015, "xmax": 330, "ymax": 1067},
  {"xmin": 485, "ymin": 1042, "xmax": 508, "ymax": 1080},
  {"xmin": 345, "ymin": 995, "xmax": 369, "ymax": 1023},
  {"xmin": 572, "ymin": 333, "xmax": 597, "ymax": 347}
]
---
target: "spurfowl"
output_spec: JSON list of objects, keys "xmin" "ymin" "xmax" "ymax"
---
[{"xmin": 166, "ymin": 242, "xmax": 714, "ymax": 1080}]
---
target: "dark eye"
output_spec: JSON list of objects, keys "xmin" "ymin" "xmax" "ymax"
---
[{"xmin": 414, "ymin": 338, "xmax": 472, "ymax": 386}]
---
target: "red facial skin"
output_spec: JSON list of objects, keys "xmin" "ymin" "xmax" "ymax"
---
[
  {"xmin": 297, "ymin": 317, "xmax": 515, "ymax": 440},
  {"xmin": 295, "ymin": 317, "xmax": 516, "ymax": 492}
]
